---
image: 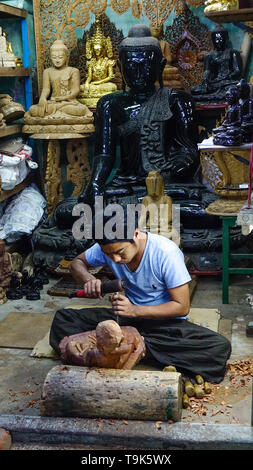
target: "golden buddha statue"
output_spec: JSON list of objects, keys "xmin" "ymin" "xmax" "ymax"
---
[
  {"xmin": 23, "ymin": 39, "xmax": 94, "ymax": 138},
  {"xmin": 204, "ymin": 0, "xmax": 238, "ymax": 13},
  {"xmin": 138, "ymin": 170, "xmax": 180, "ymax": 246},
  {"xmin": 78, "ymin": 17, "xmax": 117, "ymax": 109},
  {"xmin": 150, "ymin": 23, "xmax": 183, "ymax": 89}
]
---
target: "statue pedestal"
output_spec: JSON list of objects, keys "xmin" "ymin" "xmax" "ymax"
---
[
  {"xmin": 31, "ymin": 133, "xmax": 94, "ymax": 270},
  {"xmin": 199, "ymin": 136, "xmax": 250, "ymax": 216},
  {"xmin": 32, "ymin": 134, "xmax": 92, "ymax": 218}
]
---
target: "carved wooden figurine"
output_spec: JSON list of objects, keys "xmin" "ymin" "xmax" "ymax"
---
[
  {"xmin": 139, "ymin": 170, "xmax": 180, "ymax": 245},
  {"xmin": 0, "ymin": 239, "xmax": 12, "ymax": 288},
  {"xmin": 59, "ymin": 319, "xmax": 146, "ymax": 370},
  {"xmin": 150, "ymin": 23, "xmax": 183, "ymax": 89}
]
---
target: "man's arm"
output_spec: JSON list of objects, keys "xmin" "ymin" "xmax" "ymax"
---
[
  {"xmin": 69, "ymin": 252, "xmax": 102, "ymax": 298},
  {"xmin": 111, "ymin": 283, "xmax": 190, "ymax": 319}
]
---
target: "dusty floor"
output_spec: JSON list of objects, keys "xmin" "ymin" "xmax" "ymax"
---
[{"xmin": 0, "ymin": 271, "xmax": 252, "ymax": 448}]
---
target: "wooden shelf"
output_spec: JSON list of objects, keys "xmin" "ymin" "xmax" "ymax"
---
[
  {"xmin": 0, "ymin": 123, "xmax": 22, "ymax": 138},
  {"xmin": 205, "ymin": 7, "xmax": 253, "ymax": 23},
  {"xmin": 0, "ymin": 3, "xmax": 27, "ymax": 18},
  {"xmin": 0, "ymin": 67, "xmax": 31, "ymax": 77}
]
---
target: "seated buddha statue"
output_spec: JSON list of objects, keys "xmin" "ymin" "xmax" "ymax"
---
[
  {"xmin": 78, "ymin": 17, "xmax": 117, "ymax": 109},
  {"xmin": 0, "ymin": 27, "xmax": 16, "ymax": 67},
  {"xmin": 150, "ymin": 23, "xmax": 183, "ymax": 89},
  {"xmin": 237, "ymin": 79, "xmax": 253, "ymax": 143},
  {"xmin": 23, "ymin": 40, "xmax": 94, "ymax": 136},
  {"xmin": 213, "ymin": 85, "xmax": 242, "ymax": 146},
  {"xmin": 191, "ymin": 25, "xmax": 243, "ymax": 104},
  {"xmin": 204, "ymin": 0, "xmax": 238, "ymax": 13}
]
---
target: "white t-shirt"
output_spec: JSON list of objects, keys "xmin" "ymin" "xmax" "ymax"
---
[{"xmin": 85, "ymin": 232, "xmax": 191, "ymax": 318}]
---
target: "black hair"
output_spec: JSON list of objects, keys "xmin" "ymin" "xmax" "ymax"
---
[{"xmin": 91, "ymin": 206, "xmax": 139, "ymax": 246}]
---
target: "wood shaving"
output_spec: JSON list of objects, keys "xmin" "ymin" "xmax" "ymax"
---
[{"xmin": 155, "ymin": 421, "xmax": 163, "ymax": 429}]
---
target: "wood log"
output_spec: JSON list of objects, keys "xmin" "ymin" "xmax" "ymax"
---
[{"xmin": 41, "ymin": 365, "xmax": 182, "ymax": 422}]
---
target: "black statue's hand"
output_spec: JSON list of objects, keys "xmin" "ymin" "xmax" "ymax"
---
[
  {"xmin": 169, "ymin": 153, "xmax": 198, "ymax": 180},
  {"xmin": 78, "ymin": 182, "xmax": 103, "ymax": 208}
]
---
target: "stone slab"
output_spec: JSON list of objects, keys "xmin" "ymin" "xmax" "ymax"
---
[
  {"xmin": 0, "ymin": 312, "xmax": 54, "ymax": 349},
  {"xmin": 0, "ymin": 415, "xmax": 253, "ymax": 450}
]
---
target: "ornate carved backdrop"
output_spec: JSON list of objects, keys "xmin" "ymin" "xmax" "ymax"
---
[{"xmin": 32, "ymin": 0, "xmax": 205, "ymax": 93}]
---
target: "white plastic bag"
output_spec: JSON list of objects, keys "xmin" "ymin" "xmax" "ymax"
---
[
  {"xmin": 0, "ymin": 184, "xmax": 46, "ymax": 242},
  {"xmin": 0, "ymin": 144, "xmax": 37, "ymax": 190}
]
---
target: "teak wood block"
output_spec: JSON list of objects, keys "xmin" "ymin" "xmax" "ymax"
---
[{"xmin": 41, "ymin": 366, "xmax": 182, "ymax": 422}]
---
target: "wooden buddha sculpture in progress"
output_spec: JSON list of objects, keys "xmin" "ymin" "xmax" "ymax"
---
[
  {"xmin": 139, "ymin": 170, "xmax": 180, "ymax": 246},
  {"xmin": 150, "ymin": 23, "xmax": 183, "ymax": 89},
  {"xmin": 59, "ymin": 319, "xmax": 146, "ymax": 370},
  {"xmin": 23, "ymin": 39, "xmax": 94, "ymax": 137},
  {"xmin": 78, "ymin": 17, "xmax": 117, "ymax": 109}
]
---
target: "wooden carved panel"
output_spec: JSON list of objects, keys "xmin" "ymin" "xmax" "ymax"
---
[{"xmin": 164, "ymin": 5, "xmax": 212, "ymax": 91}]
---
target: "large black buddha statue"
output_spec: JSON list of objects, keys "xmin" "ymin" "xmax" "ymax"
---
[
  {"xmin": 78, "ymin": 24, "xmax": 200, "ymax": 206},
  {"xmin": 191, "ymin": 25, "xmax": 243, "ymax": 104},
  {"xmin": 32, "ymin": 24, "xmax": 246, "ymax": 271}
]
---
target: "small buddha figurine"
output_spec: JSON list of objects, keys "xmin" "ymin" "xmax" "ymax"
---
[
  {"xmin": 213, "ymin": 86, "xmax": 242, "ymax": 146},
  {"xmin": 237, "ymin": 79, "xmax": 253, "ymax": 143},
  {"xmin": 0, "ymin": 27, "xmax": 16, "ymax": 67},
  {"xmin": 0, "ymin": 240, "xmax": 12, "ymax": 289},
  {"xmin": 6, "ymin": 271, "xmax": 23, "ymax": 300},
  {"xmin": 150, "ymin": 23, "xmax": 183, "ymax": 89},
  {"xmin": 59, "ymin": 319, "xmax": 146, "ymax": 370},
  {"xmin": 23, "ymin": 39, "xmax": 94, "ymax": 136},
  {"xmin": 204, "ymin": 0, "xmax": 238, "ymax": 13},
  {"xmin": 191, "ymin": 25, "xmax": 243, "ymax": 104},
  {"xmin": 138, "ymin": 170, "xmax": 180, "ymax": 246},
  {"xmin": 78, "ymin": 17, "xmax": 117, "ymax": 109}
]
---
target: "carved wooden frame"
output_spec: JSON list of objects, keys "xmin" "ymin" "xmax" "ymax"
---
[{"xmin": 33, "ymin": 0, "xmax": 44, "ymax": 94}]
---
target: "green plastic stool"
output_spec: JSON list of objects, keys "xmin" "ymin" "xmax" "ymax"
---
[{"xmin": 222, "ymin": 216, "xmax": 253, "ymax": 304}]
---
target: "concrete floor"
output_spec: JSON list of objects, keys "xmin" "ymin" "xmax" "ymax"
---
[{"xmin": 0, "ymin": 272, "xmax": 253, "ymax": 448}]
